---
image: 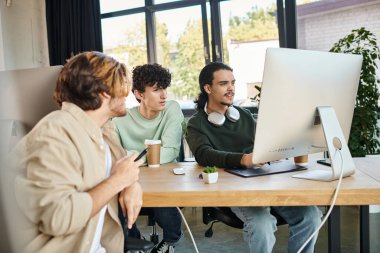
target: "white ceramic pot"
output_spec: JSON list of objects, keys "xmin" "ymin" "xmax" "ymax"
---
[{"xmin": 202, "ymin": 172, "xmax": 218, "ymax": 184}]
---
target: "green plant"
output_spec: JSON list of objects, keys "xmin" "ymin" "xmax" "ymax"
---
[
  {"xmin": 251, "ymin": 85, "xmax": 262, "ymax": 103},
  {"xmin": 203, "ymin": 166, "xmax": 218, "ymax": 173},
  {"xmin": 330, "ymin": 27, "xmax": 380, "ymax": 156}
]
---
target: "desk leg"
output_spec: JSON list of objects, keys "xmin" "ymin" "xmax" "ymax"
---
[
  {"xmin": 328, "ymin": 206, "xmax": 340, "ymax": 253},
  {"xmin": 360, "ymin": 205, "xmax": 369, "ymax": 253}
]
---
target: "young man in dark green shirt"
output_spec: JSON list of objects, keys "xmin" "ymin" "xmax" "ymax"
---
[{"xmin": 186, "ymin": 62, "xmax": 322, "ymax": 253}]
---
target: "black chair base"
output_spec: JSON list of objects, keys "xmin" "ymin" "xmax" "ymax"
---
[
  {"xmin": 122, "ymin": 208, "xmax": 157, "ymax": 252},
  {"xmin": 125, "ymin": 237, "xmax": 155, "ymax": 252},
  {"xmin": 140, "ymin": 207, "xmax": 160, "ymax": 244}
]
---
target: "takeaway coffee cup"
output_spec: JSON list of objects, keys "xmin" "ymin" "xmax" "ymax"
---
[
  {"xmin": 294, "ymin": 155, "xmax": 308, "ymax": 167},
  {"xmin": 144, "ymin": 140, "xmax": 161, "ymax": 168}
]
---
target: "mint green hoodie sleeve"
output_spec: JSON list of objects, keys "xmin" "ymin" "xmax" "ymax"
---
[
  {"xmin": 113, "ymin": 101, "xmax": 184, "ymax": 164},
  {"xmin": 159, "ymin": 101, "xmax": 184, "ymax": 163}
]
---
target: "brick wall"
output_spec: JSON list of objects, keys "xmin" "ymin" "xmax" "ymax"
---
[
  {"xmin": 297, "ymin": 2, "xmax": 380, "ymax": 51},
  {"xmin": 297, "ymin": 1, "xmax": 380, "ymax": 103}
]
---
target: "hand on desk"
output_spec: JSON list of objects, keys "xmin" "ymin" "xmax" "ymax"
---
[{"xmin": 240, "ymin": 153, "xmax": 265, "ymax": 168}]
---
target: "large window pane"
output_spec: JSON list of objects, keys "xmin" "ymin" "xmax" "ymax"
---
[
  {"xmin": 155, "ymin": 6, "xmax": 206, "ymax": 102},
  {"xmin": 154, "ymin": 0, "xmax": 184, "ymax": 4},
  {"xmin": 99, "ymin": 0, "xmax": 144, "ymax": 14},
  {"xmin": 220, "ymin": 0, "xmax": 279, "ymax": 104},
  {"xmin": 101, "ymin": 14, "xmax": 147, "ymax": 68},
  {"xmin": 101, "ymin": 14, "xmax": 147, "ymax": 107}
]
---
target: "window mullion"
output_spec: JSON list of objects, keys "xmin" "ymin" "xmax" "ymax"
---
[{"xmin": 146, "ymin": 0, "xmax": 157, "ymax": 63}]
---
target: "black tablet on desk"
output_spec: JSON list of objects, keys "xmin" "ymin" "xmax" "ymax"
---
[{"xmin": 225, "ymin": 160, "xmax": 307, "ymax": 178}]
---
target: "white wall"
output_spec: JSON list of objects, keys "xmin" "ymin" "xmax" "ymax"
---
[
  {"xmin": 0, "ymin": 0, "xmax": 49, "ymax": 70},
  {"xmin": 298, "ymin": 2, "xmax": 380, "ymax": 52},
  {"xmin": 297, "ymin": 1, "xmax": 380, "ymax": 105},
  {"xmin": 0, "ymin": 7, "xmax": 5, "ymax": 71}
]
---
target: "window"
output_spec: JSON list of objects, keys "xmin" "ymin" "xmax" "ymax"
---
[
  {"xmin": 154, "ymin": 0, "xmax": 184, "ymax": 4},
  {"xmin": 100, "ymin": 1, "xmax": 144, "ymax": 14},
  {"xmin": 155, "ymin": 6, "xmax": 205, "ymax": 101},
  {"xmin": 101, "ymin": 14, "xmax": 147, "ymax": 69},
  {"xmin": 100, "ymin": 0, "xmax": 289, "ymax": 107},
  {"xmin": 220, "ymin": 0, "xmax": 279, "ymax": 104},
  {"xmin": 101, "ymin": 13, "xmax": 147, "ymax": 107}
]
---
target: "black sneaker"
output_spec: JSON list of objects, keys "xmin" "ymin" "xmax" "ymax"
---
[{"xmin": 151, "ymin": 240, "xmax": 174, "ymax": 253}]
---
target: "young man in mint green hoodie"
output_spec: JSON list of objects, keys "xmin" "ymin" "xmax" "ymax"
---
[{"xmin": 113, "ymin": 63, "xmax": 183, "ymax": 253}]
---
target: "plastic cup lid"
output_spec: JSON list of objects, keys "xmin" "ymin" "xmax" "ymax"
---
[{"xmin": 144, "ymin": 139, "xmax": 162, "ymax": 145}]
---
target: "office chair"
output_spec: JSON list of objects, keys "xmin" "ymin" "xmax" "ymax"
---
[
  {"xmin": 123, "ymin": 217, "xmax": 155, "ymax": 253},
  {"xmin": 119, "ymin": 204, "xmax": 156, "ymax": 252},
  {"xmin": 202, "ymin": 207, "xmax": 287, "ymax": 237},
  {"xmin": 138, "ymin": 207, "xmax": 160, "ymax": 245}
]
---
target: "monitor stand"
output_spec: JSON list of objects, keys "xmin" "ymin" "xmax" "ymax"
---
[{"xmin": 292, "ymin": 106, "xmax": 355, "ymax": 182}]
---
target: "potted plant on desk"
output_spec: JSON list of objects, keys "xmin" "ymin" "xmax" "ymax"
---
[{"xmin": 202, "ymin": 166, "xmax": 219, "ymax": 184}]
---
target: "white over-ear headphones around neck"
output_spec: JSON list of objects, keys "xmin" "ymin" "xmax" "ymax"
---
[{"xmin": 204, "ymin": 102, "xmax": 240, "ymax": 126}]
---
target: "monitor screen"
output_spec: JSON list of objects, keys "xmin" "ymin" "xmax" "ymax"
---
[{"xmin": 252, "ymin": 48, "xmax": 362, "ymax": 181}]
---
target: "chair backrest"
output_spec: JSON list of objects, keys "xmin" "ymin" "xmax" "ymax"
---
[
  {"xmin": 0, "ymin": 66, "xmax": 62, "ymax": 253},
  {"xmin": 0, "ymin": 66, "xmax": 62, "ymax": 132}
]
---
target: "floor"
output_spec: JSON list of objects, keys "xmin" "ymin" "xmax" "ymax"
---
[{"xmin": 136, "ymin": 206, "xmax": 380, "ymax": 253}]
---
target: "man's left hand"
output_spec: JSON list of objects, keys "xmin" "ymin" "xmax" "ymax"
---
[{"xmin": 119, "ymin": 182, "xmax": 143, "ymax": 229}]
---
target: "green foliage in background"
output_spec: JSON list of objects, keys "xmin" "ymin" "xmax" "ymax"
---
[
  {"xmin": 227, "ymin": 4, "xmax": 278, "ymax": 42},
  {"xmin": 113, "ymin": 21, "xmax": 147, "ymax": 68},
  {"xmin": 330, "ymin": 27, "xmax": 380, "ymax": 156},
  {"xmin": 106, "ymin": 4, "xmax": 279, "ymax": 101},
  {"xmin": 111, "ymin": 21, "xmax": 171, "ymax": 69},
  {"xmin": 170, "ymin": 19, "xmax": 205, "ymax": 99},
  {"xmin": 156, "ymin": 22, "xmax": 171, "ymax": 67}
]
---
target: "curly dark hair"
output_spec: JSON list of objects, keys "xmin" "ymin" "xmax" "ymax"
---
[
  {"xmin": 54, "ymin": 51, "xmax": 128, "ymax": 110},
  {"xmin": 132, "ymin": 63, "xmax": 171, "ymax": 102},
  {"xmin": 195, "ymin": 62, "xmax": 233, "ymax": 111}
]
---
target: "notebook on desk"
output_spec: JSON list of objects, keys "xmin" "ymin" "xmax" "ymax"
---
[{"xmin": 225, "ymin": 160, "xmax": 307, "ymax": 178}]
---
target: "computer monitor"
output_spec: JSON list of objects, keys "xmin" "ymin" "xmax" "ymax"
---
[{"xmin": 252, "ymin": 48, "xmax": 363, "ymax": 181}]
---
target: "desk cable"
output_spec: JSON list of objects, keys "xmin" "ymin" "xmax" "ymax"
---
[
  {"xmin": 176, "ymin": 207, "xmax": 200, "ymax": 253},
  {"xmin": 297, "ymin": 148, "xmax": 344, "ymax": 253}
]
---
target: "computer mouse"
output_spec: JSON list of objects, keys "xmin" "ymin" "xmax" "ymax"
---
[{"xmin": 173, "ymin": 167, "xmax": 185, "ymax": 175}]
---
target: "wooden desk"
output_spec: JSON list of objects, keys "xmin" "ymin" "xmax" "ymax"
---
[
  {"xmin": 354, "ymin": 157, "xmax": 380, "ymax": 182},
  {"xmin": 139, "ymin": 158, "xmax": 380, "ymax": 253},
  {"xmin": 353, "ymin": 157, "xmax": 380, "ymax": 253},
  {"xmin": 140, "ymin": 159, "xmax": 380, "ymax": 207}
]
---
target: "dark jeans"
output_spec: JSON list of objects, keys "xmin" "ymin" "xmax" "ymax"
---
[{"xmin": 118, "ymin": 206, "xmax": 182, "ymax": 244}]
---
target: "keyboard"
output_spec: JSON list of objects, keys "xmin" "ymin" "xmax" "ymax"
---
[{"xmin": 225, "ymin": 160, "xmax": 307, "ymax": 178}]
